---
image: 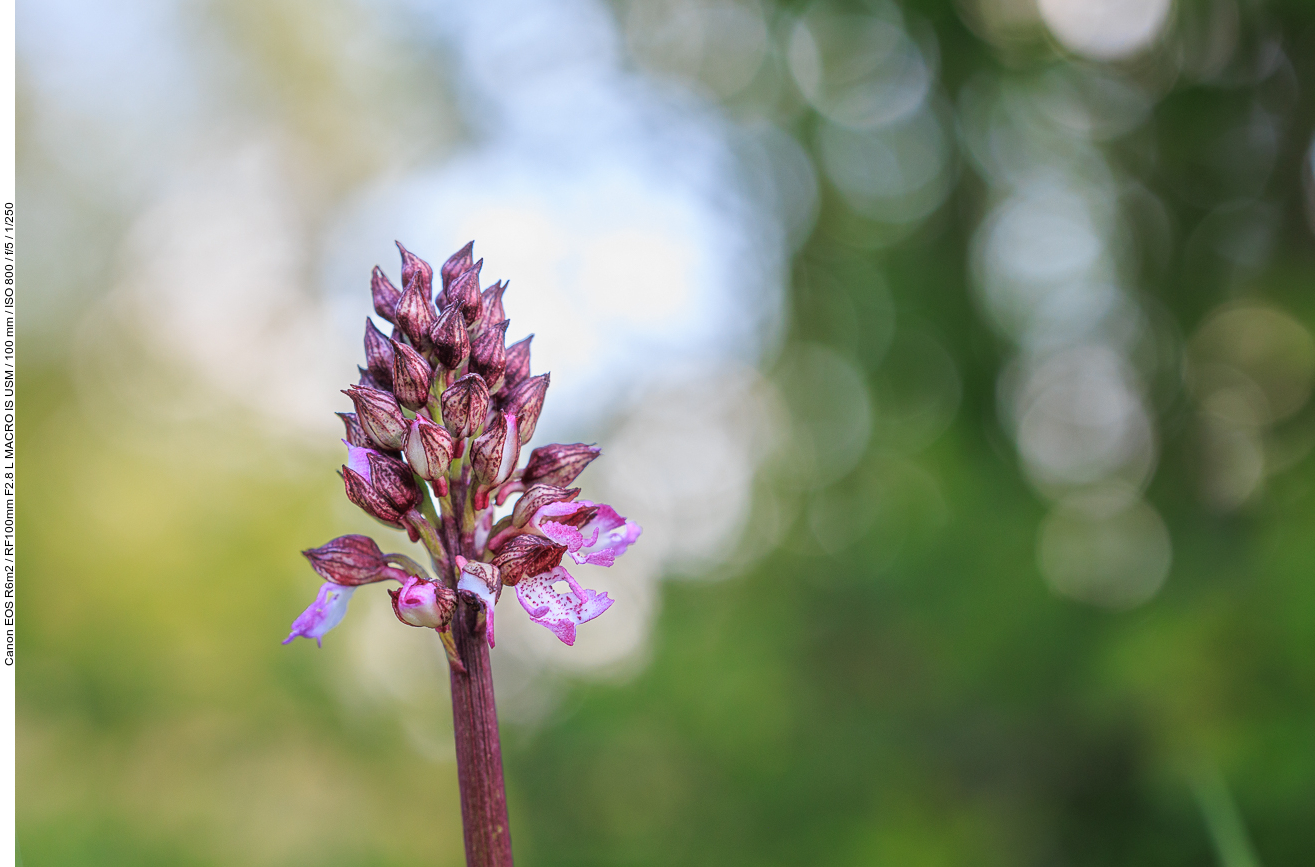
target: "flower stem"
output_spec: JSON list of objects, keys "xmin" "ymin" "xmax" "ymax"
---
[{"xmin": 448, "ymin": 598, "xmax": 513, "ymax": 866}]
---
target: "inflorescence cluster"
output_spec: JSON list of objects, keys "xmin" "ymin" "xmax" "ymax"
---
[{"xmin": 284, "ymin": 241, "xmax": 641, "ymax": 661}]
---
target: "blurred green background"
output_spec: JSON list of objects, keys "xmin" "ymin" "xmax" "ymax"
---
[{"xmin": 18, "ymin": 0, "xmax": 1315, "ymax": 864}]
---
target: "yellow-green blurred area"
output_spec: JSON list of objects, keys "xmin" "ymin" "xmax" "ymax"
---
[{"xmin": 18, "ymin": 0, "xmax": 1315, "ymax": 864}]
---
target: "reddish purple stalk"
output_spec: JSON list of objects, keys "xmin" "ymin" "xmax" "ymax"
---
[{"xmin": 448, "ymin": 599, "xmax": 513, "ymax": 867}]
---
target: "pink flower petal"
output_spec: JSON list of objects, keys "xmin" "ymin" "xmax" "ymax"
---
[
  {"xmin": 283, "ymin": 583, "xmax": 356, "ymax": 647},
  {"xmin": 515, "ymin": 566, "xmax": 613, "ymax": 646},
  {"xmin": 343, "ymin": 440, "xmax": 384, "ymax": 482}
]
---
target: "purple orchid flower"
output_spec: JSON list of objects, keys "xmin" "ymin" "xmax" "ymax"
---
[
  {"xmin": 531, "ymin": 500, "xmax": 643, "ymax": 567},
  {"xmin": 283, "ymin": 582, "xmax": 356, "ymax": 647},
  {"xmin": 515, "ymin": 566, "xmax": 614, "ymax": 646}
]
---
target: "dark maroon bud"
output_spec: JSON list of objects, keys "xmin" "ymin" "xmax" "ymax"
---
[
  {"xmin": 440, "ymin": 241, "xmax": 475, "ymax": 293},
  {"xmin": 503, "ymin": 335, "xmax": 533, "ymax": 392},
  {"xmin": 478, "ymin": 281, "xmax": 507, "ymax": 332},
  {"xmin": 522, "ymin": 442, "xmax": 601, "ymax": 488},
  {"xmin": 471, "ymin": 411, "xmax": 520, "ymax": 490},
  {"xmin": 493, "ymin": 534, "xmax": 567, "ymax": 586},
  {"xmin": 357, "ymin": 365, "xmax": 388, "ymax": 392},
  {"xmin": 303, "ymin": 534, "xmax": 402, "ymax": 586},
  {"xmin": 366, "ymin": 452, "xmax": 422, "ymax": 514},
  {"xmin": 396, "ymin": 241, "xmax": 434, "ymax": 299},
  {"xmin": 343, "ymin": 466, "xmax": 404, "ymax": 525},
  {"xmin": 449, "ymin": 260, "xmax": 484, "ymax": 326},
  {"xmin": 441, "ymin": 373, "xmax": 490, "ymax": 439},
  {"xmin": 364, "ymin": 318, "xmax": 395, "ymax": 391},
  {"xmin": 501, "ymin": 372, "xmax": 548, "ymax": 445},
  {"xmin": 404, "ymin": 417, "xmax": 455, "ymax": 491},
  {"xmin": 512, "ymin": 483, "xmax": 579, "ymax": 528},
  {"xmin": 395, "ymin": 277, "xmax": 438, "ymax": 351},
  {"xmin": 390, "ymin": 339, "xmax": 435, "ymax": 410},
  {"xmin": 371, "ymin": 266, "xmax": 402, "ymax": 323},
  {"xmin": 470, "ymin": 320, "xmax": 510, "ymax": 393},
  {"xmin": 430, "ymin": 305, "xmax": 470, "ymax": 371},
  {"xmin": 337, "ymin": 412, "xmax": 371, "ymax": 448},
  {"xmin": 343, "ymin": 386, "xmax": 409, "ymax": 450}
]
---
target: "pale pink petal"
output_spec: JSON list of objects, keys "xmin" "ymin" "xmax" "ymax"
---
[
  {"xmin": 567, "ymin": 503, "xmax": 642, "ymax": 566},
  {"xmin": 343, "ymin": 440, "xmax": 384, "ymax": 482},
  {"xmin": 515, "ymin": 566, "xmax": 613, "ymax": 646},
  {"xmin": 283, "ymin": 583, "xmax": 356, "ymax": 647},
  {"xmin": 540, "ymin": 520, "xmax": 584, "ymax": 551}
]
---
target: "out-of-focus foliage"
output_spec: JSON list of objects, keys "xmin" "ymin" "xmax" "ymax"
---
[{"xmin": 19, "ymin": 0, "xmax": 1315, "ymax": 865}]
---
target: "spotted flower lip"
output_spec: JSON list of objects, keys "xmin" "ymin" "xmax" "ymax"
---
[
  {"xmin": 283, "ymin": 583, "xmax": 356, "ymax": 646},
  {"xmin": 515, "ymin": 566, "xmax": 613, "ymax": 646}
]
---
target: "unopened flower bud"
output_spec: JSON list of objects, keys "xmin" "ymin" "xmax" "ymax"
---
[
  {"xmin": 503, "ymin": 335, "xmax": 533, "ymax": 392},
  {"xmin": 501, "ymin": 373, "xmax": 548, "ymax": 444},
  {"xmin": 440, "ymin": 240, "xmax": 474, "ymax": 294},
  {"xmin": 396, "ymin": 241, "xmax": 434, "ymax": 299},
  {"xmin": 478, "ymin": 281, "xmax": 507, "ymax": 332},
  {"xmin": 472, "ymin": 411, "xmax": 520, "ymax": 493},
  {"xmin": 357, "ymin": 365, "xmax": 388, "ymax": 392},
  {"xmin": 430, "ymin": 304, "xmax": 470, "ymax": 371},
  {"xmin": 493, "ymin": 534, "xmax": 567, "ymax": 586},
  {"xmin": 457, "ymin": 559, "xmax": 502, "ymax": 647},
  {"xmin": 389, "ymin": 575, "xmax": 457, "ymax": 630},
  {"xmin": 364, "ymin": 318, "xmax": 395, "ymax": 392},
  {"xmin": 343, "ymin": 386, "xmax": 409, "ymax": 450},
  {"xmin": 371, "ymin": 266, "xmax": 402, "ymax": 323},
  {"xmin": 512, "ymin": 484, "xmax": 579, "ymax": 528},
  {"xmin": 405, "ymin": 417, "xmax": 455, "ymax": 491},
  {"xmin": 303, "ymin": 534, "xmax": 404, "ymax": 586},
  {"xmin": 522, "ymin": 443, "xmax": 601, "ymax": 488},
  {"xmin": 337, "ymin": 412, "xmax": 371, "ymax": 448},
  {"xmin": 469, "ymin": 320, "xmax": 509, "ymax": 393},
  {"xmin": 441, "ymin": 373, "xmax": 490, "ymax": 439},
  {"xmin": 395, "ymin": 277, "xmax": 438, "ymax": 351},
  {"xmin": 343, "ymin": 466, "xmax": 404, "ymax": 525},
  {"xmin": 390, "ymin": 340, "xmax": 435, "ymax": 410},
  {"xmin": 449, "ymin": 260, "xmax": 484, "ymax": 325},
  {"xmin": 366, "ymin": 452, "xmax": 421, "ymax": 514}
]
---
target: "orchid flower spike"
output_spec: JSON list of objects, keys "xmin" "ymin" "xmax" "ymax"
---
[{"xmin": 285, "ymin": 241, "xmax": 641, "ymax": 654}]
